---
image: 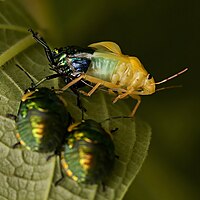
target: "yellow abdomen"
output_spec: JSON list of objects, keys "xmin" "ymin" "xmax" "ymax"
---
[{"xmin": 111, "ymin": 56, "xmax": 148, "ymax": 89}]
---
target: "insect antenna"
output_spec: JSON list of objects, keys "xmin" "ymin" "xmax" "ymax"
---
[
  {"xmin": 28, "ymin": 29, "xmax": 49, "ymax": 50},
  {"xmin": 15, "ymin": 64, "xmax": 36, "ymax": 88},
  {"xmin": 154, "ymin": 68, "xmax": 188, "ymax": 85},
  {"xmin": 28, "ymin": 29, "xmax": 56, "ymax": 66},
  {"xmin": 156, "ymin": 85, "xmax": 182, "ymax": 92}
]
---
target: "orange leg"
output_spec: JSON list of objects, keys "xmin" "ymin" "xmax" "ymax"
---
[
  {"xmin": 61, "ymin": 73, "xmax": 141, "ymax": 117},
  {"xmin": 112, "ymin": 89, "xmax": 141, "ymax": 117},
  {"xmin": 79, "ymin": 82, "xmax": 102, "ymax": 96},
  {"xmin": 84, "ymin": 74, "xmax": 121, "ymax": 89},
  {"xmin": 84, "ymin": 75, "xmax": 142, "ymax": 117},
  {"xmin": 61, "ymin": 74, "xmax": 121, "ymax": 94},
  {"xmin": 61, "ymin": 75, "xmax": 84, "ymax": 91},
  {"xmin": 129, "ymin": 94, "xmax": 141, "ymax": 117},
  {"xmin": 112, "ymin": 91, "xmax": 131, "ymax": 103}
]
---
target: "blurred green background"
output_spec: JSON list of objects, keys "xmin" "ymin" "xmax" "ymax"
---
[{"xmin": 20, "ymin": 0, "xmax": 199, "ymax": 199}]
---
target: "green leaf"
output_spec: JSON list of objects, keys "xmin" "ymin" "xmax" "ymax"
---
[{"xmin": 0, "ymin": 1, "xmax": 151, "ymax": 200}]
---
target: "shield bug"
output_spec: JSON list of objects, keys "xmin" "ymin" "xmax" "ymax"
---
[
  {"xmin": 58, "ymin": 119, "xmax": 116, "ymax": 185},
  {"xmin": 29, "ymin": 29, "xmax": 188, "ymax": 117},
  {"xmin": 7, "ymin": 65, "xmax": 72, "ymax": 153}
]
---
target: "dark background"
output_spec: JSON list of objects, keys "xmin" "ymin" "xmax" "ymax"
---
[{"xmin": 21, "ymin": 0, "xmax": 199, "ymax": 199}]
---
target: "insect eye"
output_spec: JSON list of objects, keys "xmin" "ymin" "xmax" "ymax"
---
[{"xmin": 147, "ymin": 74, "xmax": 152, "ymax": 79}]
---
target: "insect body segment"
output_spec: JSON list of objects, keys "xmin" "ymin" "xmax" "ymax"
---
[
  {"xmin": 88, "ymin": 42, "xmax": 156, "ymax": 95},
  {"xmin": 50, "ymin": 46, "xmax": 94, "ymax": 79},
  {"xmin": 60, "ymin": 119, "xmax": 115, "ymax": 184},
  {"xmin": 16, "ymin": 87, "xmax": 71, "ymax": 152}
]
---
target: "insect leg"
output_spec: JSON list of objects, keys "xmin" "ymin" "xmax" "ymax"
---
[
  {"xmin": 61, "ymin": 75, "xmax": 84, "ymax": 91},
  {"xmin": 46, "ymin": 154, "xmax": 56, "ymax": 161},
  {"xmin": 33, "ymin": 73, "xmax": 64, "ymax": 88},
  {"xmin": 112, "ymin": 91, "xmax": 131, "ymax": 103},
  {"xmin": 79, "ymin": 74, "xmax": 122, "ymax": 96},
  {"xmin": 79, "ymin": 82, "xmax": 102, "ymax": 96},
  {"xmin": 112, "ymin": 90, "xmax": 141, "ymax": 117},
  {"xmin": 84, "ymin": 75, "xmax": 121, "ymax": 89},
  {"xmin": 61, "ymin": 74, "xmax": 121, "ymax": 97},
  {"xmin": 129, "ymin": 94, "xmax": 141, "ymax": 117},
  {"xmin": 6, "ymin": 114, "xmax": 17, "ymax": 121},
  {"xmin": 70, "ymin": 87, "xmax": 87, "ymax": 113},
  {"xmin": 12, "ymin": 142, "xmax": 21, "ymax": 149}
]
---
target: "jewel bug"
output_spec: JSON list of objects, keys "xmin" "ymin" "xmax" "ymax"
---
[
  {"xmin": 29, "ymin": 29, "xmax": 188, "ymax": 117},
  {"xmin": 7, "ymin": 64, "xmax": 72, "ymax": 153},
  {"xmin": 58, "ymin": 119, "xmax": 116, "ymax": 185}
]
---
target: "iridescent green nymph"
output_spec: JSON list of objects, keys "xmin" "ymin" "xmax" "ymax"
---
[
  {"xmin": 60, "ymin": 119, "xmax": 115, "ymax": 184},
  {"xmin": 15, "ymin": 87, "xmax": 71, "ymax": 153}
]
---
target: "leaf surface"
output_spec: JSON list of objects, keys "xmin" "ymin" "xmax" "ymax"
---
[{"xmin": 0, "ymin": 1, "xmax": 151, "ymax": 199}]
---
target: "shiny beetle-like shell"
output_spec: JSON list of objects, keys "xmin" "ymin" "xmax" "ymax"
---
[
  {"xmin": 16, "ymin": 87, "xmax": 71, "ymax": 152},
  {"xmin": 61, "ymin": 119, "xmax": 115, "ymax": 184}
]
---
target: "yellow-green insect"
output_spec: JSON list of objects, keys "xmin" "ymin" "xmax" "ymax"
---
[
  {"xmin": 62, "ymin": 42, "xmax": 188, "ymax": 116},
  {"xmin": 29, "ymin": 30, "xmax": 188, "ymax": 117}
]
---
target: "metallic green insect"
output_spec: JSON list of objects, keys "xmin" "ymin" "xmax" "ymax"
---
[
  {"xmin": 7, "ymin": 65, "xmax": 72, "ymax": 153},
  {"xmin": 59, "ymin": 119, "xmax": 115, "ymax": 184},
  {"xmin": 12, "ymin": 87, "xmax": 71, "ymax": 153}
]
